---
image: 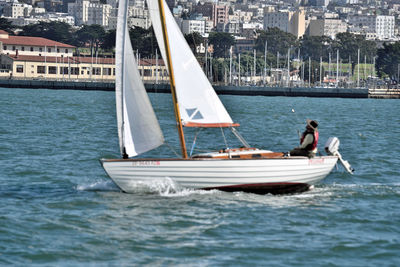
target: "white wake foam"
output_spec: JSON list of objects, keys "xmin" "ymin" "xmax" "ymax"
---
[{"xmin": 76, "ymin": 180, "xmax": 119, "ymax": 192}]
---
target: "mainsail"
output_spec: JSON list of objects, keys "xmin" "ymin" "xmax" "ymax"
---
[
  {"xmin": 115, "ymin": 0, "xmax": 164, "ymax": 157},
  {"xmin": 147, "ymin": 0, "xmax": 237, "ymax": 127}
]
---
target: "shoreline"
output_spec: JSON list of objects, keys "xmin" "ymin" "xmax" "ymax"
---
[{"xmin": 1, "ymin": 78, "xmax": 397, "ymax": 99}]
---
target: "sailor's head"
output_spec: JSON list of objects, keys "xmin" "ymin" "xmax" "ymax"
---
[{"xmin": 306, "ymin": 119, "xmax": 318, "ymax": 130}]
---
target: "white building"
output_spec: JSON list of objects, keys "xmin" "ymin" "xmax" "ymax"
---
[
  {"xmin": 376, "ymin": 15, "xmax": 395, "ymax": 40},
  {"xmin": 6, "ymin": 12, "xmax": 75, "ymax": 26},
  {"xmin": 181, "ymin": 19, "xmax": 206, "ymax": 35},
  {"xmin": 2, "ymin": 2, "xmax": 31, "ymax": 18},
  {"xmin": 348, "ymin": 15, "xmax": 395, "ymax": 40}
]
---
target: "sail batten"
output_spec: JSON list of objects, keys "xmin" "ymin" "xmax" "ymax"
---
[
  {"xmin": 147, "ymin": 0, "xmax": 235, "ymax": 127},
  {"xmin": 115, "ymin": 0, "xmax": 164, "ymax": 157}
]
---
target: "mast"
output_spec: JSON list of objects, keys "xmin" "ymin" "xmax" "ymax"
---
[{"xmin": 157, "ymin": 0, "xmax": 188, "ymax": 158}]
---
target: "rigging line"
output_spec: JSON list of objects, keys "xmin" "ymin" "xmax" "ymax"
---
[
  {"xmin": 231, "ymin": 127, "xmax": 250, "ymax": 148},
  {"xmin": 189, "ymin": 128, "xmax": 203, "ymax": 157},
  {"xmin": 220, "ymin": 127, "xmax": 229, "ymax": 149},
  {"xmin": 164, "ymin": 141, "xmax": 181, "ymax": 158}
]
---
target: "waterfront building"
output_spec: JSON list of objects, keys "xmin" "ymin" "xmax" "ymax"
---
[
  {"xmin": 0, "ymin": 30, "xmax": 74, "ymax": 58},
  {"xmin": 0, "ymin": 55, "xmax": 168, "ymax": 82},
  {"xmin": 0, "ymin": 31, "xmax": 167, "ymax": 82}
]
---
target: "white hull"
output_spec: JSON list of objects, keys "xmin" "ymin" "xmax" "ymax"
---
[{"xmin": 100, "ymin": 156, "xmax": 338, "ymax": 194}]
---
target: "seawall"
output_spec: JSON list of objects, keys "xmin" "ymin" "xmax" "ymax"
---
[{"xmin": 0, "ymin": 79, "xmax": 371, "ymax": 98}]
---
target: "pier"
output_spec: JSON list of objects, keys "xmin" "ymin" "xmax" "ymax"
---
[{"xmin": 0, "ymin": 78, "xmax": 398, "ymax": 99}]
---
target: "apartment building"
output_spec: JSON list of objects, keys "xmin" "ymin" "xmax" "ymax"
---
[
  {"xmin": 263, "ymin": 8, "xmax": 305, "ymax": 38},
  {"xmin": 2, "ymin": 2, "xmax": 31, "ymax": 18},
  {"xmin": 308, "ymin": 17, "xmax": 347, "ymax": 38},
  {"xmin": 375, "ymin": 15, "xmax": 395, "ymax": 39},
  {"xmin": 68, "ymin": 0, "xmax": 89, "ymax": 25},
  {"xmin": 181, "ymin": 19, "xmax": 206, "ymax": 35},
  {"xmin": 348, "ymin": 14, "xmax": 395, "ymax": 40},
  {"xmin": 194, "ymin": 2, "xmax": 229, "ymax": 28}
]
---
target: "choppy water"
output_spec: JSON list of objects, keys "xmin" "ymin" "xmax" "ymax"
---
[{"xmin": 0, "ymin": 88, "xmax": 399, "ymax": 266}]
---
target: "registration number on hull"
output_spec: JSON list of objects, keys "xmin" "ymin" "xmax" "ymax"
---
[
  {"xmin": 132, "ymin": 161, "xmax": 161, "ymax": 166},
  {"xmin": 308, "ymin": 158, "xmax": 325, "ymax": 165}
]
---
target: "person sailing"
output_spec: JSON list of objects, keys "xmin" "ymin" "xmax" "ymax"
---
[{"xmin": 290, "ymin": 119, "xmax": 319, "ymax": 158}]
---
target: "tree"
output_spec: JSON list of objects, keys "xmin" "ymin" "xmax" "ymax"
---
[
  {"xmin": 376, "ymin": 42, "xmax": 400, "ymax": 79},
  {"xmin": 20, "ymin": 21, "xmax": 73, "ymax": 44},
  {"xmin": 255, "ymin": 27, "xmax": 298, "ymax": 56},
  {"xmin": 75, "ymin": 24, "xmax": 106, "ymax": 56},
  {"xmin": 128, "ymin": 26, "xmax": 157, "ymax": 58},
  {"xmin": 0, "ymin": 18, "xmax": 15, "ymax": 33},
  {"xmin": 333, "ymin": 32, "xmax": 376, "ymax": 73},
  {"xmin": 208, "ymin": 32, "xmax": 235, "ymax": 58},
  {"xmin": 184, "ymin": 32, "xmax": 204, "ymax": 55},
  {"xmin": 101, "ymin": 29, "xmax": 116, "ymax": 50},
  {"xmin": 299, "ymin": 35, "xmax": 332, "ymax": 61}
]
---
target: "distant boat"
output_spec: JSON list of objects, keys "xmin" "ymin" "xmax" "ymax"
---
[{"xmin": 100, "ymin": 0, "xmax": 351, "ymax": 194}]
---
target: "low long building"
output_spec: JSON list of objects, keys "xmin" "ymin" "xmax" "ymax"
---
[
  {"xmin": 0, "ymin": 30, "xmax": 168, "ymax": 82},
  {"xmin": 0, "ymin": 54, "xmax": 168, "ymax": 82}
]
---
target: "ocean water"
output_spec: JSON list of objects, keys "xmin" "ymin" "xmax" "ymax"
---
[{"xmin": 0, "ymin": 87, "xmax": 399, "ymax": 266}]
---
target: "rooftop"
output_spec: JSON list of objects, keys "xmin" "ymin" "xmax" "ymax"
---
[{"xmin": 0, "ymin": 35, "xmax": 75, "ymax": 48}]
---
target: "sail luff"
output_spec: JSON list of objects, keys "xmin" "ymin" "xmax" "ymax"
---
[{"xmin": 156, "ymin": 0, "xmax": 188, "ymax": 158}]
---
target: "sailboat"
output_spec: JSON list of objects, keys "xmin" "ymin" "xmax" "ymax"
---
[{"xmin": 100, "ymin": 0, "xmax": 352, "ymax": 194}]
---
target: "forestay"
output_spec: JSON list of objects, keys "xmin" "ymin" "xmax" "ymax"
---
[
  {"xmin": 147, "ymin": 0, "xmax": 237, "ymax": 127},
  {"xmin": 115, "ymin": 0, "xmax": 164, "ymax": 157}
]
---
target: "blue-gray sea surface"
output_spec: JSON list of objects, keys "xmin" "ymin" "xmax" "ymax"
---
[{"xmin": 0, "ymin": 87, "xmax": 399, "ymax": 266}]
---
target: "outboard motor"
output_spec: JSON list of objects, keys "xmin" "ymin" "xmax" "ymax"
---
[{"xmin": 325, "ymin": 137, "xmax": 354, "ymax": 174}]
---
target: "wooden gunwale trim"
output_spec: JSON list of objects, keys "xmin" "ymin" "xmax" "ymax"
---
[{"xmin": 184, "ymin": 122, "xmax": 240, "ymax": 128}]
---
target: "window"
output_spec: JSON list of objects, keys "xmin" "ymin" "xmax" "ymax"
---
[
  {"xmin": 48, "ymin": 66, "xmax": 57, "ymax": 74},
  {"xmin": 21, "ymin": 47, "xmax": 25, "ymax": 51},
  {"xmin": 144, "ymin": 69, "xmax": 152, "ymax": 76},
  {"xmin": 92, "ymin": 67, "xmax": 101, "ymax": 75},
  {"xmin": 12, "ymin": 46, "xmax": 15, "ymax": 51},
  {"xmin": 57, "ymin": 48, "xmax": 60, "ymax": 53},
  {"xmin": 71, "ymin": 67, "xmax": 79, "ymax": 75},
  {"xmin": 60, "ymin": 67, "xmax": 69, "ymax": 74},
  {"xmin": 65, "ymin": 49, "xmax": 68, "ymax": 53},
  {"xmin": 30, "ymin": 47, "xmax": 34, "ymax": 51},
  {"xmin": 37, "ymin": 66, "xmax": 46, "ymax": 74},
  {"xmin": 103, "ymin": 68, "xmax": 112, "ymax": 75},
  {"xmin": 3, "ymin": 45, "xmax": 6, "ymax": 50},
  {"xmin": 16, "ymin": 65, "xmax": 23, "ymax": 73},
  {"xmin": 48, "ymin": 47, "xmax": 51, "ymax": 53}
]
